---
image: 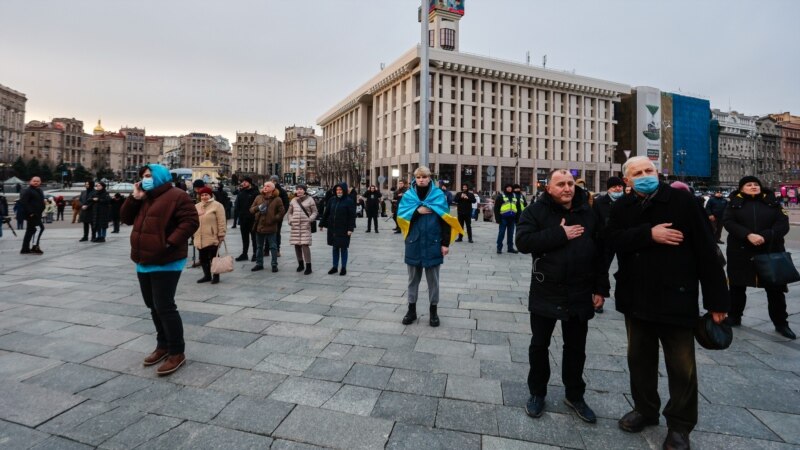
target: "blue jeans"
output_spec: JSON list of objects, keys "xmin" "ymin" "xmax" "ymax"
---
[
  {"xmin": 97, "ymin": 227, "xmax": 107, "ymax": 238},
  {"xmin": 497, "ymin": 216, "xmax": 516, "ymax": 251},
  {"xmin": 332, "ymin": 246, "xmax": 348, "ymax": 269},
  {"xmin": 256, "ymin": 233, "xmax": 278, "ymax": 267}
]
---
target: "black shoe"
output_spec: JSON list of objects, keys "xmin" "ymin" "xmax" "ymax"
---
[
  {"xmin": 31, "ymin": 245, "xmax": 43, "ymax": 255},
  {"xmin": 328, "ymin": 267, "xmax": 339, "ymax": 274},
  {"xmin": 508, "ymin": 249, "xmax": 519, "ymax": 254},
  {"xmin": 96, "ymin": 238, "xmax": 106, "ymax": 243},
  {"xmin": 402, "ymin": 303, "xmax": 417, "ymax": 325},
  {"xmin": 394, "ymin": 230, "xmax": 402, "ymax": 234},
  {"xmin": 90, "ymin": 238, "xmax": 98, "ymax": 242},
  {"xmin": 776, "ymin": 325, "xmax": 797, "ymax": 340},
  {"xmin": 339, "ymin": 268, "xmax": 347, "ymax": 276},
  {"xmin": 297, "ymin": 262, "xmax": 305, "ymax": 272},
  {"xmin": 618, "ymin": 410, "xmax": 659, "ymax": 433},
  {"xmin": 79, "ymin": 237, "xmax": 88, "ymax": 242},
  {"xmin": 251, "ymin": 255, "xmax": 257, "ymax": 262},
  {"xmin": 595, "ymin": 306, "xmax": 604, "ymax": 314},
  {"xmin": 525, "ymin": 396, "xmax": 545, "ymax": 418},
  {"xmin": 429, "ymin": 305, "xmax": 440, "ymax": 327},
  {"xmin": 564, "ymin": 398, "xmax": 597, "ymax": 424},
  {"xmin": 235, "ymin": 254, "xmax": 248, "ymax": 262},
  {"xmin": 497, "ymin": 249, "xmax": 502, "ymax": 254},
  {"xmin": 20, "ymin": 249, "xmax": 31, "ymax": 254},
  {"xmin": 197, "ymin": 276, "xmax": 211, "ymax": 283},
  {"xmin": 304, "ymin": 263, "xmax": 312, "ymax": 275},
  {"xmin": 455, "ymin": 238, "xmax": 463, "ymax": 242},
  {"xmin": 663, "ymin": 429, "xmax": 690, "ymax": 450},
  {"xmin": 251, "ymin": 265, "xmax": 264, "ymax": 272},
  {"xmin": 366, "ymin": 229, "xmax": 371, "ymax": 233},
  {"xmin": 375, "ymin": 230, "xmax": 379, "ymax": 233},
  {"xmin": 210, "ymin": 275, "xmax": 220, "ymax": 284},
  {"xmin": 468, "ymin": 239, "xmax": 473, "ymax": 243},
  {"xmin": 725, "ymin": 316, "xmax": 741, "ymax": 327},
  {"xmin": 272, "ymin": 266, "xmax": 278, "ymax": 273}
]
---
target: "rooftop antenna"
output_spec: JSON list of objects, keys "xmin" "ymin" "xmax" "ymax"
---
[
  {"xmin": 542, "ymin": 55, "xmax": 547, "ymax": 69},
  {"xmin": 526, "ymin": 51, "xmax": 530, "ymax": 66},
  {"xmin": 380, "ymin": 62, "xmax": 386, "ymax": 70}
]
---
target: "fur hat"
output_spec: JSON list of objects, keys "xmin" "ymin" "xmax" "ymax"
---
[{"xmin": 197, "ymin": 186, "xmax": 213, "ymax": 196}]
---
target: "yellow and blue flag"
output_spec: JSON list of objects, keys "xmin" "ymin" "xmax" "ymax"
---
[{"xmin": 396, "ymin": 183, "xmax": 464, "ymax": 243}]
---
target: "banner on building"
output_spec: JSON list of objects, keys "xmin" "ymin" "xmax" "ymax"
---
[
  {"xmin": 636, "ymin": 86, "xmax": 662, "ymax": 172},
  {"xmin": 430, "ymin": 0, "xmax": 464, "ymax": 16}
]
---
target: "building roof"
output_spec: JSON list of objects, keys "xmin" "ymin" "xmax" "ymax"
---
[{"xmin": 318, "ymin": 46, "xmax": 631, "ymax": 126}]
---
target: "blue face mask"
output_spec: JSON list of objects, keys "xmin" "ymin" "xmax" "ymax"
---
[
  {"xmin": 141, "ymin": 178, "xmax": 155, "ymax": 191},
  {"xmin": 633, "ymin": 176, "xmax": 659, "ymax": 194},
  {"xmin": 609, "ymin": 191, "xmax": 624, "ymax": 200}
]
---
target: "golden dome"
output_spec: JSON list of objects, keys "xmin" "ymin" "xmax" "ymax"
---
[{"xmin": 93, "ymin": 119, "xmax": 105, "ymax": 135}]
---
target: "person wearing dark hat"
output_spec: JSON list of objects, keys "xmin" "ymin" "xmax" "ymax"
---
[
  {"xmin": 705, "ymin": 189, "xmax": 728, "ymax": 244},
  {"xmin": 512, "ymin": 184, "xmax": 528, "ymax": 224},
  {"xmin": 591, "ymin": 176, "xmax": 626, "ymax": 313},
  {"xmin": 723, "ymin": 176, "xmax": 795, "ymax": 339},
  {"xmin": 607, "ymin": 156, "xmax": 729, "ymax": 450},
  {"xmin": 234, "ymin": 177, "xmax": 259, "ymax": 261},
  {"xmin": 192, "ymin": 179, "xmax": 206, "ymax": 202},
  {"xmin": 494, "ymin": 183, "xmax": 520, "ymax": 254}
]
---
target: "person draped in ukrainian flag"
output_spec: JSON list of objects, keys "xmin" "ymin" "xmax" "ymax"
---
[{"xmin": 397, "ymin": 166, "xmax": 463, "ymax": 327}]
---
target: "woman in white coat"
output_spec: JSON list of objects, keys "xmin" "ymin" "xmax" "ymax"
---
[{"xmin": 287, "ymin": 185, "xmax": 318, "ymax": 274}]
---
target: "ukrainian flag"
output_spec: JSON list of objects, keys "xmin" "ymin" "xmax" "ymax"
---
[{"xmin": 396, "ymin": 183, "xmax": 464, "ymax": 243}]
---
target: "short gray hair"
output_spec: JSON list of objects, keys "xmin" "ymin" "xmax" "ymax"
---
[
  {"xmin": 413, "ymin": 166, "xmax": 432, "ymax": 177},
  {"xmin": 263, "ymin": 181, "xmax": 275, "ymax": 189},
  {"xmin": 622, "ymin": 156, "xmax": 654, "ymax": 177}
]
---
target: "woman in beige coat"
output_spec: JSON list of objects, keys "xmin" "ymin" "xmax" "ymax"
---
[
  {"xmin": 287, "ymin": 185, "xmax": 318, "ymax": 275},
  {"xmin": 193, "ymin": 187, "xmax": 227, "ymax": 284}
]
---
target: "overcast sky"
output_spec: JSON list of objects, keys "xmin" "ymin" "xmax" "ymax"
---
[{"xmin": 2, "ymin": 0, "xmax": 798, "ymax": 139}]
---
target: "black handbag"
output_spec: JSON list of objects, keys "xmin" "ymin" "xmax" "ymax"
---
[
  {"xmin": 694, "ymin": 313, "xmax": 732, "ymax": 350},
  {"xmin": 752, "ymin": 251, "xmax": 800, "ymax": 286},
  {"xmin": 297, "ymin": 199, "xmax": 317, "ymax": 233}
]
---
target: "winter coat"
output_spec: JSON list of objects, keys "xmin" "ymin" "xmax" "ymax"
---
[
  {"xmin": 513, "ymin": 192, "xmax": 528, "ymax": 217},
  {"xmin": 404, "ymin": 185, "xmax": 451, "ymax": 268},
  {"xmin": 515, "ymin": 188, "xmax": 609, "ymax": 321},
  {"xmin": 392, "ymin": 186, "xmax": 407, "ymax": 213},
  {"xmin": 455, "ymin": 191, "xmax": 475, "ymax": 217},
  {"xmin": 79, "ymin": 188, "xmax": 94, "ymax": 223},
  {"xmin": 44, "ymin": 201, "xmax": 56, "ymax": 215},
  {"xmin": 193, "ymin": 199, "xmax": 227, "ymax": 249},
  {"xmin": 250, "ymin": 190, "xmax": 285, "ymax": 234},
  {"xmin": 120, "ymin": 182, "xmax": 199, "ymax": 266},
  {"xmin": 235, "ymin": 187, "xmax": 259, "ymax": 221},
  {"xmin": 55, "ymin": 197, "xmax": 66, "ymax": 211},
  {"xmin": 0, "ymin": 195, "xmax": 7, "ymax": 217},
  {"xmin": 723, "ymin": 190, "xmax": 789, "ymax": 288},
  {"xmin": 705, "ymin": 196, "xmax": 728, "ymax": 218},
  {"xmin": 606, "ymin": 184, "xmax": 730, "ymax": 328},
  {"xmin": 88, "ymin": 189, "xmax": 112, "ymax": 229},
  {"xmin": 494, "ymin": 191, "xmax": 518, "ymax": 222},
  {"xmin": 275, "ymin": 184, "xmax": 290, "ymax": 211},
  {"xmin": 71, "ymin": 197, "xmax": 81, "ymax": 217},
  {"xmin": 320, "ymin": 194, "xmax": 356, "ymax": 248},
  {"xmin": 364, "ymin": 191, "xmax": 383, "ymax": 217},
  {"xmin": 111, "ymin": 196, "xmax": 123, "ymax": 220},
  {"xmin": 19, "ymin": 185, "xmax": 45, "ymax": 218},
  {"xmin": 288, "ymin": 195, "xmax": 318, "ymax": 246}
]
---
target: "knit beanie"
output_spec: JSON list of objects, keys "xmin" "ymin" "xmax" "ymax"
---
[
  {"xmin": 738, "ymin": 176, "xmax": 762, "ymax": 191},
  {"xmin": 606, "ymin": 176, "xmax": 624, "ymax": 190}
]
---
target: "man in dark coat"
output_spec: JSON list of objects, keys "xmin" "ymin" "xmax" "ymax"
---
[
  {"xmin": 78, "ymin": 180, "xmax": 95, "ymax": 242},
  {"xmin": 110, "ymin": 193, "xmax": 124, "ymax": 233},
  {"xmin": 607, "ymin": 156, "xmax": 729, "ymax": 450},
  {"xmin": 392, "ymin": 180, "xmax": 408, "ymax": 233},
  {"xmin": 319, "ymin": 183, "xmax": 356, "ymax": 276},
  {"xmin": 704, "ymin": 190, "xmax": 727, "ymax": 243},
  {"xmin": 269, "ymin": 175, "xmax": 290, "ymax": 256},
  {"xmin": 512, "ymin": 184, "xmax": 528, "ymax": 223},
  {"xmin": 454, "ymin": 184, "xmax": 475, "ymax": 243},
  {"xmin": 723, "ymin": 176, "xmax": 795, "ymax": 339},
  {"xmin": 234, "ymin": 177, "xmax": 259, "ymax": 261},
  {"xmin": 515, "ymin": 169, "xmax": 608, "ymax": 424},
  {"xmin": 591, "ymin": 176, "xmax": 626, "ymax": 313},
  {"xmin": 20, "ymin": 176, "xmax": 46, "ymax": 254},
  {"xmin": 364, "ymin": 185, "xmax": 382, "ymax": 233}
]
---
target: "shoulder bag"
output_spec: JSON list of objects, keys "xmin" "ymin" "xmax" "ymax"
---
[
  {"xmin": 753, "ymin": 248, "xmax": 800, "ymax": 286},
  {"xmin": 211, "ymin": 241, "xmax": 234, "ymax": 274},
  {"xmin": 297, "ymin": 199, "xmax": 317, "ymax": 233}
]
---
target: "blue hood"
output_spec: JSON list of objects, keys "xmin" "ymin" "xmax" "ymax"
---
[{"xmin": 148, "ymin": 164, "xmax": 172, "ymax": 188}]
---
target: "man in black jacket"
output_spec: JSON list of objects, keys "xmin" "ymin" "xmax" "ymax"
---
[
  {"xmin": 20, "ymin": 176, "xmax": 46, "ymax": 255},
  {"xmin": 392, "ymin": 180, "xmax": 407, "ymax": 233},
  {"xmin": 515, "ymin": 169, "xmax": 608, "ymax": 424},
  {"xmin": 704, "ymin": 190, "xmax": 727, "ymax": 243},
  {"xmin": 607, "ymin": 156, "xmax": 729, "ymax": 450},
  {"xmin": 591, "ymin": 176, "xmax": 626, "ymax": 313},
  {"xmin": 78, "ymin": 180, "xmax": 95, "ymax": 242},
  {"xmin": 364, "ymin": 185, "xmax": 382, "ymax": 233},
  {"xmin": 512, "ymin": 184, "xmax": 528, "ymax": 223},
  {"xmin": 454, "ymin": 184, "xmax": 475, "ymax": 242},
  {"xmin": 234, "ymin": 177, "xmax": 259, "ymax": 261}
]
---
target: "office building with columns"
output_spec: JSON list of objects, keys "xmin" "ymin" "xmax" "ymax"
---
[
  {"xmin": 711, "ymin": 109, "xmax": 758, "ymax": 188},
  {"xmin": 232, "ymin": 132, "xmax": 282, "ymax": 178},
  {"xmin": 317, "ymin": 6, "xmax": 629, "ymax": 193}
]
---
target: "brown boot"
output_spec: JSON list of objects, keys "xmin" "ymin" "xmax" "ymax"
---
[
  {"xmin": 143, "ymin": 348, "xmax": 168, "ymax": 366},
  {"xmin": 156, "ymin": 353, "xmax": 186, "ymax": 376}
]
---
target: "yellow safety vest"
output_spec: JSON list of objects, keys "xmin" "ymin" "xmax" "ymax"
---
[{"xmin": 499, "ymin": 195, "xmax": 519, "ymax": 216}]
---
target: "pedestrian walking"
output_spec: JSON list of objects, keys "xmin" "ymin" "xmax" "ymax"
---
[
  {"xmin": 705, "ymin": 190, "xmax": 727, "ymax": 244},
  {"xmin": 71, "ymin": 196, "xmax": 81, "ymax": 223},
  {"xmin": 89, "ymin": 181, "xmax": 112, "ymax": 242},
  {"xmin": 396, "ymin": 167, "xmax": 461, "ymax": 326},
  {"xmin": 591, "ymin": 176, "xmax": 626, "ymax": 314},
  {"xmin": 454, "ymin": 184, "xmax": 475, "ymax": 242},
  {"xmin": 607, "ymin": 156, "xmax": 729, "ymax": 450},
  {"xmin": 110, "ymin": 193, "xmax": 123, "ymax": 233},
  {"xmin": 320, "ymin": 183, "xmax": 356, "ymax": 276},
  {"xmin": 20, "ymin": 176, "xmax": 46, "ymax": 255},
  {"xmin": 364, "ymin": 185, "xmax": 382, "ymax": 232},
  {"xmin": 121, "ymin": 164, "xmax": 199, "ymax": 376},
  {"xmin": 723, "ymin": 176, "xmax": 795, "ymax": 339},
  {"xmin": 194, "ymin": 186, "xmax": 227, "ymax": 284},
  {"xmin": 471, "ymin": 189, "xmax": 480, "ymax": 220},
  {"xmin": 78, "ymin": 181, "xmax": 96, "ymax": 242},
  {"xmin": 55, "ymin": 196, "xmax": 66, "ymax": 221},
  {"xmin": 515, "ymin": 169, "xmax": 608, "ymax": 423},
  {"xmin": 250, "ymin": 181, "xmax": 285, "ymax": 273},
  {"xmin": 495, "ymin": 184, "xmax": 520, "ymax": 254},
  {"xmin": 234, "ymin": 177, "xmax": 259, "ymax": 262},
  {"xmin": 287, "ymin": 184, "xmax": 318, "ymax": 275}
]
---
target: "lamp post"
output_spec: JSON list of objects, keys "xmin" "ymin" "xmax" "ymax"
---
[
  {"xmin": 511, "ymin": 137, "xmax": 521, "ymax": 185},
  {"xmin": 419, "ymin": 0, "xmax": 430, "ymax": 168},
  {"xmin": 677, "ymin": 149, "xmax": 686, "ymax": 181}
]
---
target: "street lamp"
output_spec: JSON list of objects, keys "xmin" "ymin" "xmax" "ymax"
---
[
  {"xmin": 511, "ymin": 136, "xmax": 521, "ymax": 185},
  {"xmin": 677, "ymin": 149, "xmax": 687, "ymax": 181}
]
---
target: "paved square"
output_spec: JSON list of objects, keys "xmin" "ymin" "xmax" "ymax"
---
[{"xmin": 0, "ymin": 217, "xmax": 798, "ymax": 449}]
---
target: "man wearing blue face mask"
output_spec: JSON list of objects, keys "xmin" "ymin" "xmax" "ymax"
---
[
  {"xmin": 606, "ymin": 156, "xmax": 729, "ymax": 450},
  {"xmin": 591, "ymin": 176, "xmax": 625, "ymax": 313}
]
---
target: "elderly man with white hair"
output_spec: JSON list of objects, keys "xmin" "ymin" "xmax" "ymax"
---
[{"xmin": 606, "ymin": 156, "xmax": 729, "ymax": 450}]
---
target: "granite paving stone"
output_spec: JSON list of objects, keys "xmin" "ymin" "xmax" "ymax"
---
[
  {"xmin": 274, "ymin": 405, "xmax": 393, "ymax": 449},
  {"xmin": 109, "ymin": 380, "xmax": 181, "ymax": 413},
  {"xmin": 385, "ymin": 423, "xmax": 481, "ymax": 450},
  {"xmin": 207, "ymin": 367, "xmax": 286, "ymax": 398},
  {"xmin": 97, "ymin": 414, "xmax": 183, "ymax": 450},
  {"xmin": 342, "ymin": 345, "xmax": 385, "ymax": 364},
  {"xmin": 435, "ymin": 398, "xmax": 498, "ymax": 435},
  {"xmin": 378, "ymin": 349, "xmax": 436, "ymax": 372},
  {"xmin": 343, "ymin": 363, "xmax": 394, "ymax": 389},
  {"xmin": 0, "ymin": 419, "xmax": 50, "ymax": 450},
  {"xmin": 371, "ymin": 391, "xmax": 439, "ymax": 426},
  {"xmin": 0, "ymin": 352, "xmax": 62, "ymax": 381},
  {"xmin": 268, "ymin": 377, "xmax": 342, "ymax": 407},
  {"xmin": 303, "ymin": 357, "xmax": 354, "ymax": 382},
  {"xmin": 138, "ymin": 421, "xmax": 272, "ymax": 450},
  {"xmin": 574, "ymin": 417, "xmax": 651, "ymax": 450},
  {"xmin": 748, "ymin": 409, "xmax": 800, "ymax": 445},
  {"xmin": 212, "ymin": 395, "xmax": 295, "ymax": 435},
  {"xmin": 29, "ymin": 436, "xmax": 94, "ymax": 450},
  {"xmin": 57, "ymin": 406, "xmax": 145, "ymax": 446},
  {"xmin": 322, "ymin": 385, "xmax": 381, "ymax": 416},
  {"xmin": 22, "ymin": 362, "xmax": 117, "ymax": 394},
  {"xmin": 0, "ymin": 381, "xmax": 85, "ymax": 427},
  {"xmin": 154, "ymin": 386, "xmax": 236, "ymax": 422},
  {"xmin": 386, "ymin": 368, "xmax": 447, "ymax": 397},
  {"xmin": 254, "ymin": 353, "xmax": 316, "ymax": 376},
  {"xmin": 0, "ymin": 331, "xmax": 113, "ymax": 363},
  {"xmin": 445, "ymin": 375, "xmax": 503, "ymax": 404},
  {"xmin": 482, "ymin": 435, "xmax": 560, "ymax": 450},
  {"xmin": 270, "ymin": 440, "xmax": 328, "ymax": 450},
  {"xmin": 161, "ymin": 361, "xmax": 230, "ymax": 388},
  {"xmin": 495, "ymin": 407, "xmax": 584, "ymax": 448},
  {"xmin": 37, "ymin": 400, "xmax": 116, "ymax": 436},
  {"xmin": 77, "ymin": 374, "xmax": 153, "ymax": 403}
]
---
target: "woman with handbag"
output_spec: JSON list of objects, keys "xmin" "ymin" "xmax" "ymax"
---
[
  {"xmin": 723, "ymin": 176, "xmax": 796, "ymax": 339},
  {"xmin": 287, "ymin": 185, "xmax": 318, "ymax": 275},
  {"xmin": 193, "ymin": 186, "xmax": 227, "ymax": 284}
]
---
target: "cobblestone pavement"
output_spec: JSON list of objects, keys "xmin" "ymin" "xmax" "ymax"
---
[{"xmin": 0, "ymin": 216, "xmax": 798, "ymax": 449}]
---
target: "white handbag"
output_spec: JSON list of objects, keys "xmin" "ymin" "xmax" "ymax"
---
[{"xmin": 210, "ymin": 241, "xmax": 234, "ymax": 274}]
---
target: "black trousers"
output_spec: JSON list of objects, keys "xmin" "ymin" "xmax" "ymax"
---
[
  {"xmin": 22, "ymin": 215, "xmax": 44, "ymax": 250},
  {"xmin": 729, "ymin": 285, "xmax": 788, "ymax": 327},
  {"xmin": 625, "ymin": 316, "xmax": 697, "ymax": 434},
  {"xmin": 137, "ymin": 271, "xmax": 185, "ymax": 355},
  {"xmin": 56, "ymin": 208, "xmax": 65, "ymax": 221},
  {"xmin": 528, "ymin": 313, "xmax": 588, "ymax": 402},
  {"xmin": 238, "ymin": 217, "xmax": 256, "ymax": 255},
  {"xmin": 457, "ymin": 213, "xmax": 472, "ymax": 241},
  {"xmin": 276, "ymin": 220, "xmax": 283, "ymax": 250},
  {"xmin": 112, "ymin": 218, "xmax": 120, "ymax": 232},
  {"xmin": 198, "ymin": 245, "xmax": 218, "ymax": 279},
  {"xmin": 83, "ymin": 222, "xmax": 96, "ymax": 240},
  {"xmin": 711, "ymin": 218, "xmax": 723, "ymax": 241},
  {"xmin": 366, "ymin": 215, "xmax": 378, "ymax": 231}
]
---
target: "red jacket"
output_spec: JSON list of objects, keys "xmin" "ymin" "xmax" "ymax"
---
[{"xmin": 121, "ymin": 183, "xmax": 199, "ymax": 265}]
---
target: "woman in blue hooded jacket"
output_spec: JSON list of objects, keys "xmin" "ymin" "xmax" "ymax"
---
[{"xmin": 121, "ymin": 164, "xmax": 199, "ymax": 376}]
